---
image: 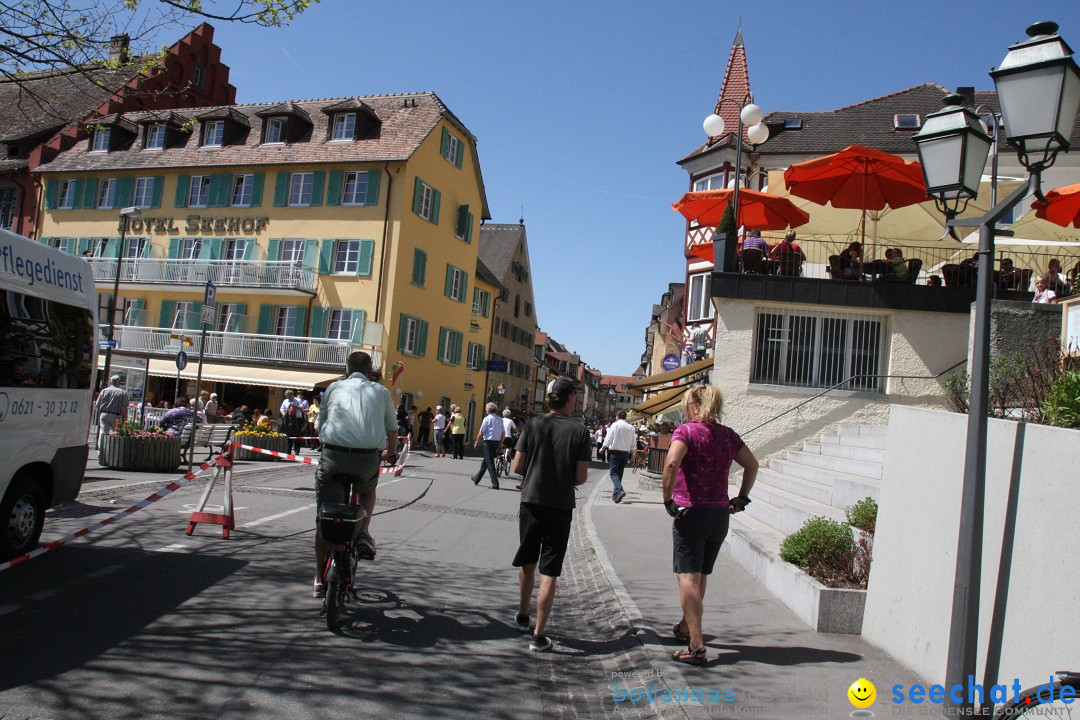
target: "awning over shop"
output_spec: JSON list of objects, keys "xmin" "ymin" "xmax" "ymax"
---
[
  {"xmin": 628, "ymin": 384, "xmax": 689, "ymax": 420},
  {"xmin": 100, "ymin": 357, "xmax": 344, "ymax": 390},
  {"xmin": 627, "ymin": 357, "xmax": 714, "ymax": 391}
]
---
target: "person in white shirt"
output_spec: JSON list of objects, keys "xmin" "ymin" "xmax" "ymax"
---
[
  {"xmin": 602, "ymin": 410, "xmax": 638, "ymax": 503},
  {"xmin": 432, "ymin": 406, "xmax": 447, "ymax": 458},
  {"xmin": 472, "ymin": 402, "xmax": 505, "ymax": 489},
  {"xmin": 501, "ymin": 409, "xmax": 518, "ymax": 454}
]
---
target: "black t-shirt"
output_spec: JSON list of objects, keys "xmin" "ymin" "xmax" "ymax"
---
[{"xmin": 517, "ymin": 413, "xmax": 592, "ymax": 510}]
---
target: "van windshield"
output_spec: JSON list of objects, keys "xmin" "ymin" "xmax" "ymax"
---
[{"xmin": 0, "ymin": 289, "xmax": 94, "ymax": 389}]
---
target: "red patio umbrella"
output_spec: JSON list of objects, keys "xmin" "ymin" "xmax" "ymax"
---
[
  {"xmin": 672, "ymin": 188, "xmax": 810, "ymax": 230},
  {"xmin": 783, "ymin": 145, "xmax": 927, "ymax": 245},
  {"xmin": 1031, "ymin": 183, "xmax": 1080, "ymax": 228}
]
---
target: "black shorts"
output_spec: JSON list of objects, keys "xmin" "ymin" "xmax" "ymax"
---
[
  {"xmin": 512, "ymin": 502, "xmax": 574, "ymax": 577},
  {"xmin": 672, "ymin": 507, "xmax": 730, "ymax": 575}
]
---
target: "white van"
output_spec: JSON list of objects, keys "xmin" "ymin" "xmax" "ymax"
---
[{"xmin": 0, "ymin": 228, "xmax": 97, "ymax": 559}]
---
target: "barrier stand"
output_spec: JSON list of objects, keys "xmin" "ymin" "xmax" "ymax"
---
[{"xmin": 185, "ymin": 442, "xmax": 236, "ymax": 539}]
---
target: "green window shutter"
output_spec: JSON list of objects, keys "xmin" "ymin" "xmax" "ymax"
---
[
  {"xmin": 291, "ymin": 306, "xmax": 306, "ymax": 336},
  {"xmin": 302, "ymin": 238, "xmax": 318, "ymax": 268},
  {"xmin": 167, "ymin": 237, "xmax": 180, "ymax": 259},
  {"xmin": 116, "ymin": 177, "xmax": 134, "ymax": 208},
  {"xmin": 151, "ymin": 176, "xmax": 164, "ymax": 208},
  {"xmin": 242, "ymin": 239, "xmax": 257, "ymax": 260},
  {"xmin": 45, "ymin": 179, "xmax": 58, "ymax": 209},
  {"xmin": 103, "ymin": 237, "xmax": 120, "ymax": 258},
  {"xmin": 82, "ymin": 179, "xmax": 98, "ymax": 209},
  {"xmin": 430, "ymin": 189, "xmax": 441, "ymax": 225},
  {"xmin": 456, "ymin": 204, "xmax": 468, "ymax": 238},
  {"xmin": 467, "ymin": 342, "xmax": 477, "ymax": 368},
  {"xmin": 412, "ymin": 177, "xmax": 423, "ymax": 215},
  {"xmin": 160, "ymin": 300, "xmax": 176, "ymax": 328},
  {"xmin": 326, "ymin": 170, "xmax": 342, "ymax": 206},
  {"xmin": 310, "ymin": 171, "xmax": 325, "ymax": 206},
  {"xmin": 440, "ymin": 127, "xmax": 450, "ymax": 158},
  {"xmin": 452, "ymin": 331, "xmax": 463, "ymax": 364},
  {"xmin": 318, "ymin": 239, "xmax": 334, "ymax": 274},
  {"xmin": 397, "ymin": 314, "xmax": 408, "ymax": 352},
  {"xmin": 187, "ymin": 302, "xmax": 204, "ymax": 330},
  {"xmin": 478, "ymin": 343, "xmax": 485, "ymax": 366},
  {"xmin": 349, "ymin": 309, "xmax": 367, "ymax": 345},
  {"xmin": 366, "ymin": 169, "xmax": 381, "ymax": 205},
  {"xmin": 77, "ymin": 238, "xmax": 91, "ymax": 255},
  {"xmin": 141, "ymin": 239, "xmax": 152, "ymax": 257},
  {"xmin": 37, "ymin": 236, "xmax": 49, "ymax": 246},
  {"xmin": 356, "ymin": 239, "xmax": 374, "ymax": 277},
  {"xmin": 175, "ymin": 175, "xmax": 189, "ymax": 208},
  {"xmin": 459, "ymin": 272, "xmax": 468, "ymax": 302},
  {"xmin": 465, "ymin": 212, "xmax": 474, "ymax": 244},
  {"xmin": 444, "ymin": 264, "xmax": 453, "ymax": 298},
  {"xmin": 417, "ymin": 319, "xmax": 428, "ymax": 357},
  {"xmin": 71, "ymin": 179, "xmax": 83, "ymax": 209},
  {"xmin": 267, "ymin": 238, "xmax": 281, "ymax": 262},
  {"xmin": 209, "ymin": 174, "xmax": 230, "ymax": 207},
  {"xmin": 412, "ymin": 249, "xmax": 426, "ymax": 286},
  {"xmin": 257, "ymin": 305, "xmax": 273, "ymax": 335},
  {"xmin": 438, "ymin": 326, "xmax": 447, "ymax": 361},
  {"xmin": 311, "ymin": 306, "xmax": 326, "ymax": 337},
  {"xmin": 483, "ymin": 291, "xmax": 490, "ymax": 317},
  {"xmin": 455, "ymin": 140, "xmax": 464, "ymax": 169},
  {"xmin": 199, "ymin": 238, "xmax": 219, "ymax": 260},
  {"xmin": 273, "ymin": 172, "xmax": 288, "ymax": 207},
  {"xmin": 250, "ymin": 172, "xmax": 264, "ymax": 207}
]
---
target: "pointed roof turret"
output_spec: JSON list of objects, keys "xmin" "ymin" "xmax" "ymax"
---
[{"xmin": 711, "ymin": 27, "xmax": 752, "ymax": 143}]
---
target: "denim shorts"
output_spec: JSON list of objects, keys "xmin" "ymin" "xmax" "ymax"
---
[{"xmin": 434, "ymin": 428, "xmax": 444, "ymax": 446}]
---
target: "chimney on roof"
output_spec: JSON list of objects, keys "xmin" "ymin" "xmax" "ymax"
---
[
  {"xmin": 955, "ymin": 86, "xmax": 976, "ymax": 106},
  {"xmin": 109, "ymin": 34, "xmax": 130, "ymax": 64}
]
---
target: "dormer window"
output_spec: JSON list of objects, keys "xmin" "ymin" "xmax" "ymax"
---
[
  {"xmin": 203, "ymin": 120, "xmax": 224, "ymax": 147},
  {"xmin": 894, "ymin": 114, "xmax": 922, "ymax": 130},
  {"xmin": 145, "ymin": 124, "xmax": 166, "ymax": 150},
  {"xmin": 265, "ymin": 118, "xmax": 285, "ymax": 144},
  {"xmin": 90, "ymin": 128, "xmax": 111, "ymax": 152},
  {"xmin": 330, "ymin": 113, "xmax": 356, "ymax": 141}
]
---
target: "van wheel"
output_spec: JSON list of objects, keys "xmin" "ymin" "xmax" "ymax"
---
[{"xmin": 1, "ymin": 477, "xmax": 46, "ymax": 561}]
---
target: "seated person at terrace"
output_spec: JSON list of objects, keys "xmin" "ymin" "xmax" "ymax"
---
[
  {"xmin": 1032, "ymin": 274, "xmax": 1057, "ymax": 304},
  {"xmin": 740, "ymin": 229, "xmax": 770, "ymax": 254},
  {"xmin": 998, "ymin": 258, "xmax": 1022, "ymax": 289},
  {"xmin": 1045, "ymin": 258, "xmax": 1071, "ymax": 295},
  {"xmin": 769, "ymin": 230, "xmax": 805, "ymax": 260},
  {"xmin": 885, "ymin": 248, "xmax": 908, "ymax": 282},
  {"xmin": 841, "ymin": 242, "xmax": 863, "ymax": 279}
]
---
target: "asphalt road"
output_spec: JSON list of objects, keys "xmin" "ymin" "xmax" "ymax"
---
[{"xmin": 0, "ymin": 450, "xmax": 609, "ymax": 720}]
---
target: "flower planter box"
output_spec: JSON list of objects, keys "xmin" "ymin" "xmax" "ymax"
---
[
  {"xmin": 99, "ymin": 434, "xmax": 183, "ymax": 472},
  {"xmin": 232, "ymin": 434, "xmax": 288, "ymax": 461}
]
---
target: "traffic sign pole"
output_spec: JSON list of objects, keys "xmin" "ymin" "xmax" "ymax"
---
[{"xmin": 188, "ymin": 282, "xmax": 216, "ymax": 474}]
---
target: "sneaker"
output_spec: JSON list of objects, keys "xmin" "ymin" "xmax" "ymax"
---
[
  {"xmin": 312, "ymin": 579, "xmax": 325, "ymax": 598},
  {"xmin": 472, "ymin": 474, "xmax": 481, "ymax": 485},
  {"xmin": 613, "ymin": 490, "xmax": 626, "ymax": 504},
  {"xmin": 515, "ymin": 612, "xmax": 531, "ymax": 633},
  {"xmin": 529, "ymin": 634, "xmax": 553, "ymax": 653},
  {"xmin": 356, "ymin": 532, "xmax": 377, "ymax": 560}
]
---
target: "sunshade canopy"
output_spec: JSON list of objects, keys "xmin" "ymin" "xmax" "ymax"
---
[
  {"xmin": 673, "ymin": 189, "xmax": 810, "ymax": 231},
  {"xmin": 783, "ymin": 145, "xmax": 927, "ymax": 212},
  {"xmin": 1032, "ymin": 183, "xmax": 1080, "ymax": 229}
]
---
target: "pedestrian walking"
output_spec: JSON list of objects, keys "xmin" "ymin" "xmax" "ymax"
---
[
  {"xmin": 448, "ymin": 405, "xmax": 467, "ymax": 459},
  {"xmin": 95, "ymin": 375, "xmax": 129, "ymax": 452},
  {"xmin": 312, "ymin": 351, "xmax": 397, "ymax": 598},
  {"xmin": 662, "ymin": 385, "xmax": 757, "ymax": 665},
  {"xmin": 471, "ymin": 403, "xmax": 505, "ymax": 489},
  {"xmin": 432, "ymin": 406, "xmax": 447, "ymax": 457},
  {"xmin": 602, "ymin": 410, "xmax": 636, "ymax": 504},
  {"xmin": 512, "ymin": 377, "xmax": 591, "ymax": 652}
]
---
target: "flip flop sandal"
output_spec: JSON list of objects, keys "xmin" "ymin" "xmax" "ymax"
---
[
  {"xmin": 672, "ymin": 646, "xmax": 707, "ymax": 665},
  {"xmin": 673, "ymin": 623, "xmax": 690, "ymax": 643}
]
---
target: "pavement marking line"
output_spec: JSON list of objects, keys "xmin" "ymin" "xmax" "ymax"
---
[
  {"xmin": 240, "ymin": 503, "xmax": 316, "ymax": 528},
  {"xmin": 26, "ymin": 588, "xmax": 63, "ymax": 601},
  {"xmin": 0, "ymin": 603, "xmax": 20, "ymax": 617},
  {"xmin": 154, "ymin": 543, "xmax": 189, "ymax": 553},
  {"xmin": 86, "ymin": 564, "xmax": 125, "ymax": 578}
]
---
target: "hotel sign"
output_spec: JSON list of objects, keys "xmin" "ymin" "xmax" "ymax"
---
[{"xmin": 119, "ymin": 215, "xmax": 270, "ymax": 235}]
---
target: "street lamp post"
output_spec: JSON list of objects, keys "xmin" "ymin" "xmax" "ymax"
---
[
  {"xmin": 100, "ymin": 206, "xmax": 141, "ymax": 391},
  {"xmin": 703, "ymin": 95, "xmax": 770, "ymax": 272},
  {"xmin": 913, "ymin": 21, "xmax": 1079, "ymax": 717}
]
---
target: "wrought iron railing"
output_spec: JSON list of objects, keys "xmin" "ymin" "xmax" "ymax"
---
[{"xmin": 88, "ymin": 258, "xmax": 318, "ymax": 292}]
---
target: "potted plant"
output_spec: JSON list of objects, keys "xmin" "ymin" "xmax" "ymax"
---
[
  {"xmin": 232, "ymin": 423, "xmax": 288, "ymax": 461},
  {"xmin": 99, "ymin": 421, "xmax": 183, "ymax": 472}
]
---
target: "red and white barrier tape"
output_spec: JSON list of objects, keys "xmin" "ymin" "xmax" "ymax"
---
[
  {"xmin": 230, "ymin": 437, "xmax": 409, "ymax": 475},
  {"xmin": 0, "ymin": 455, "xmax": 222, "ymax": 572}
]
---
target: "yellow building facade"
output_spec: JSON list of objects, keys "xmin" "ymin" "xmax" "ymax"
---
[{"xmin": 34, "ymin": 93, "xmax": 494, "ymax": 425}]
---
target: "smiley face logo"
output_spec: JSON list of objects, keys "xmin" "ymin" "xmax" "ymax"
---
[{"xmin": 847, "ymin": 678, "xmax": 876, "ymax": 708}]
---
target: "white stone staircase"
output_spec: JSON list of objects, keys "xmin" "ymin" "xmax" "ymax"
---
[{"xmin": 725, "ymin": 424, "xmax": 886, "ymax": 634}]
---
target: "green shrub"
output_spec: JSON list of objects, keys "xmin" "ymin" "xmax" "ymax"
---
[
  {"xmin": 779, "ymin": 517, "xmax": 855, "ymax": 585},
  {"xmin": 1042, "ymin": 370, "xmax": 1080, "ymax": 429},
  {"xmin": 942, "ymin": 370, "xmax": 969, "ymax": 414},
  {"xmin": 846, "ymin": 497, "xmax": 878, "ymax": 533}
]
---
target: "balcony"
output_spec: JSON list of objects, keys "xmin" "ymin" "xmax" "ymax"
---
[
  {"xmin": 109, "ymin": 325, "xmax": 378, "ymax": 369},
  {"xmin": 88, "ymin": 258, "xmax": 317, "ymax": 294}
]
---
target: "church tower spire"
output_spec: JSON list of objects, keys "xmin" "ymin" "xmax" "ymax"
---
[{"xmin": 712, "ymin": 26, "xmax": 752, "ymax": 143}]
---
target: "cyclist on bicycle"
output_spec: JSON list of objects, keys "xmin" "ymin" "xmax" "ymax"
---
[
  {"xmin": 501, "ymin": 409, "xmax": 518, "ymax": 463},
  {"xmin": 312, "ymin": 351, "xmax": 397, "ymax": 598}
]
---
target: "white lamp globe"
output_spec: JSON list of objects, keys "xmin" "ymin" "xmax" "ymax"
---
[
  {"xmin": 703, "ymin": 114, "xmax": 725, "ymax": 137},
  {"xmin": 746, "ymin": 122, "xmax": 770, "ymax": 144},
  {"xmin": 740, "ymin": 103, "xmax": 763, "ymax": 126}
]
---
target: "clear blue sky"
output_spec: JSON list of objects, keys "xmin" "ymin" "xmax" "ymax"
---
[{"xmin": 205, "ymin": 0, "xmax": 1080, "ymax": 376}]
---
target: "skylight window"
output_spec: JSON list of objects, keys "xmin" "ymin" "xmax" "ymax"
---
[
  {"xmin": 894, "ymin": 114, "xmax": 922, "ymax": 130},
  {"xmin": 784, "ymin": 118, "xmax": 803, "ymax": 130}
]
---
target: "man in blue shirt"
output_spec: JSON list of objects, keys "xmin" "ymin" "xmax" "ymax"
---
[
  {"xmin": 472, "ymin": 402, "xmax": 505, "ymax": 489},
  {"xmin": 312, "ymin": 351, "xmax": 397, "ymax": 598}
]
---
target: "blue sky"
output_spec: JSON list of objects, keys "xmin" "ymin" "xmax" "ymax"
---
[{"xmin": 206, "ymin": 0, "xmax": 1080, "ymax": 376}]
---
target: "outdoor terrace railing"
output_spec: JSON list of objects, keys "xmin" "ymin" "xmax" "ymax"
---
[
  {"xmin": 110, "ymin": 325, "xmax": 358, "ymax": 368},
  {"xmin": 88, "ymin": 258, "xmax": 318, "ymax": 293}
]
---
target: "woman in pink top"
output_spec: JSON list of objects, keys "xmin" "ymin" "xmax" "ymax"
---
[{"xmin": 662, "ymin": 385, "xmax": 758, "ymax": 665}]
